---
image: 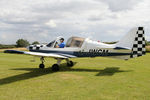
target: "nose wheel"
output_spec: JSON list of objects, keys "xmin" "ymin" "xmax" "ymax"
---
[
  {"xmin": 39, "ymin": 63, "xmax": 45, "ymax": 69},
  {"xmin": 39, "ymin": 57, "xmax": 45, "ymax": 69}
]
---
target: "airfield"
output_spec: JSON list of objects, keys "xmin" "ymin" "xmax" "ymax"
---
[{"xmin": 0, "ymin": 49, "xmax": 150, "ymax": 100}]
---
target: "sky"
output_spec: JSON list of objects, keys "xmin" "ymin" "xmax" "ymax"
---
[{"xmin": 0, "ymin": 0, "xmax": 150, "ymax": 44}]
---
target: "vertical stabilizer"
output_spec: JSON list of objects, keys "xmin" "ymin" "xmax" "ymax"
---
[{"xmin": 116, "ymin": 27, "xmax": 146, "ymax": 58}]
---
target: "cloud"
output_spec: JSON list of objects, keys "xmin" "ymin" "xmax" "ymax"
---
[
  {"xmin": 98, "ymin": 0, "xmax": 143, "ymax": 12},
  {"xmin": 0, "ymin": 0, "xmax": 150, "ymax": 44},
  {"xmin": 45, "ymin": 20, "xmax": 57, "ymax": 28}
]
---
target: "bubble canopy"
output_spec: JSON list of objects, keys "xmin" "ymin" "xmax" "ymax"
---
[{"xmin": 47, "ymin": 36, "xmax": 85, "ymax": 48}]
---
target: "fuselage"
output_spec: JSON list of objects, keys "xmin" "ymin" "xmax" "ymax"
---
[{"xmin": 28, "ymin": 37, "xmax": 132, "ymax": 60}]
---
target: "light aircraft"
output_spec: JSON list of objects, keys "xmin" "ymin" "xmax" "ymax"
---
[{"xmin": 5, "ymin": 27, "xmax": 146, "ymax": 71}]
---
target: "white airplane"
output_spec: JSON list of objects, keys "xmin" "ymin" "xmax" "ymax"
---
[{"xmin": 5, "ymin": 27, "xmax": 146, "ymax": 71}]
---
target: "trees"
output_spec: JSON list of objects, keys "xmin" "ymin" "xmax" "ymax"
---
[
  {"xmin": 146, "ymin": 40, "xmax": 150, "ymax": 46},
  {"xmin": 16, "ymin": 39, "xmax": 40, "ymax": 47},
  {"xmin": 32, "ymin": 41, "xmax": 40, "ymax": 45},
  {"xmin": 16, "ymin": 39, "xmax": 29, "ymax": 47}
]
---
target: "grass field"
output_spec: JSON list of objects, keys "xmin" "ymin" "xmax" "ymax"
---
[{"xmin": 0, "ymin": 52, "xmax": 150, "ymax": 100}]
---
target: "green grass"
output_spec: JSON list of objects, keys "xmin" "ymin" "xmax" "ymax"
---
[{"xmin": 0, "ymin": 53, "xmax": 150, "ymax": 100}]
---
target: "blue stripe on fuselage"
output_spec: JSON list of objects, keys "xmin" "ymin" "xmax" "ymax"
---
[
  {"xmin": 73, "ymin": 52, "xmax": 131, "ymax": 57},
  {"xmin": 114, "ymin": 47, "xmax": 128, "ymax": 50}
]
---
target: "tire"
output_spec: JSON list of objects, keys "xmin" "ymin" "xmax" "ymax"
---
[
  {"xmin": 39, "ymin": 64, "xmax": 45, "ymax": 69},
  {"xmin": 52, "ymin": 64, "xmax": 60, "ymax": 71},
  {"xmin": 67, "ymin": 61, "xmax": 74, "ymax": 67}
]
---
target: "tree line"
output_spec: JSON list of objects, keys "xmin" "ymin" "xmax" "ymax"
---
[{"xmin": 0, "ymin": 39, "xmax": 40, "ymax": 49}]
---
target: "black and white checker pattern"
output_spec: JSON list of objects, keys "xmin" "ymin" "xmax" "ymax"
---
[
  {"xmin": 29, "ymin": 45, "xmax": 43, "ymax": 50},
  {"xmin": 130, "ymin": 27, "xmax": 146, "ymax": 58}
]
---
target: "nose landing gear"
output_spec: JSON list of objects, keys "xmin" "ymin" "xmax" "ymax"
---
[{"xmin": 39, "ymin": 57, "xmax": 45, "ymax": 69}]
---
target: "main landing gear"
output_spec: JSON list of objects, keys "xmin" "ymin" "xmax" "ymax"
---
[
  {"xmin": 66, "ymin": 59, "xmax": 74, "ymax": 67},
  {"xmin": 38, "ymin": 57, "xmax": 74, "ymax": 71},
  {"xmin": 51, "ymin": 59, "xmax": 62, "ymax": 71},
  {"xmin": 52, "ymin": 58, "xmax": 74, "ymax": 71}
]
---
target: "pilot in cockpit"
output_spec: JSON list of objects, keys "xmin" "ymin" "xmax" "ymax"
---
[{"xmin": 56, "ymin": 38, "xmax": 65, "ymax": 48}]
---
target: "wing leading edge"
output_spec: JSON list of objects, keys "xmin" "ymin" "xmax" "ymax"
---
[{"xmin": 4, "ymin": 50, "xmax": 76, "ymax": 59}]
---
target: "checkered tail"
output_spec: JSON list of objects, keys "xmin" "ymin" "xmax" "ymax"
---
[{"xmin": 130, "ymin": 27, "xmax": 146, "ymax": 58}]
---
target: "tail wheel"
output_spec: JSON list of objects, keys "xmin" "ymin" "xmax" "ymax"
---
[
  {"xmin": 67, "ymin": 61, "xmax": 74, "ymax": 67},
  {"xmin": 52, "ymin": 64, "xmax": 60, "ymax": 71},
  {"xmin": 39, "ymin": 64, "xmax": 45, "ymax": 69}
]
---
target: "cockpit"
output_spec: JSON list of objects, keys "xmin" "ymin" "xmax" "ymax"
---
[{"xmin": 47, "ymin": 36, "xmax": 85, "ymax": 48}]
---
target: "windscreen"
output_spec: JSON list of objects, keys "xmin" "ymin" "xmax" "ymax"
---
[{"xmin": 47, "ymin": 40, "xmax": 55, "ymax": 47}]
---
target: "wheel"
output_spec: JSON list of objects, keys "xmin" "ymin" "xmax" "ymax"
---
[
  {"xmin": 67, "ymin": 61, "xmax": 74, "ymax": 67},
  {"xmin": 52, "ymin": 64, "xmax": 60, "ymax": 71},
  {"xmin": 39, "ymin": 64, "xmax": 45, "ymax": 69}
]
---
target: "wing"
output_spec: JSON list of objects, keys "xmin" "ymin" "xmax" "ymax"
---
[
  {"xmin": 4, "ymin": 50, "xmax": 76, "ymax": 59},
  {"xmin": 25, "ymin": 51, "xmax": 68, "ymax": 58}
]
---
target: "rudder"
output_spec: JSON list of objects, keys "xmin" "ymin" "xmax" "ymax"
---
[{"xmin": 130, "ymin": 27, "xmax": 146, "ymax": 58}]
